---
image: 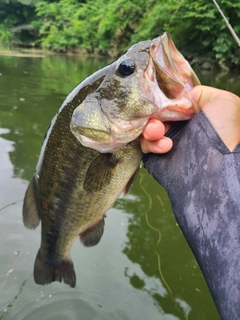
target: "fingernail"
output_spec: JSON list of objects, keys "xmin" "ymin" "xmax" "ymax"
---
[
  {"xmin": 156, "ymin": 138, "xmax": 168, "ymax": 151},
  {"xmin": 144, "ymin": 123, "xmax": 155, "ymax": 137}
]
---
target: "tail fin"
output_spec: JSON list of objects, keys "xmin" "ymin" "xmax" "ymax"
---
[{"xmin": 34, "ymin": 250, "xmax": 76, "ymax": 288}]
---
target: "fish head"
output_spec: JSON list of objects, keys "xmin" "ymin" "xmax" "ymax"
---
[{"xmin": 70, "ymin": 32, "xmax": 200, "ymax": 153}]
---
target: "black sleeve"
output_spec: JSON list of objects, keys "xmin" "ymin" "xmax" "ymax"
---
[{"xmin": 143, "ymin": 111, "xmax": 240, "ymax": 320}]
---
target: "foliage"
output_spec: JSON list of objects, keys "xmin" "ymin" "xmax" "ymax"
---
[
  {"xmin": 172, "ymin": 0, "xmax": 240, "ymax": 67},
  {"xmin": 0, "ymin": 0, "xmax": 240, "ymax": 67},
  {"xmin": 0, "ymin": 0, "xmax": 38, "ymax": 43},
  {"xmin": 74, "ymin": 0, "xmax": 150, "ymax": 55},
  {"xmin": 33, "ymin": 0, "xmax": 80, "ymax": 51},
  {"xmin": 131, "ymin": 0, "xmax": 240, "ymax": 67}
]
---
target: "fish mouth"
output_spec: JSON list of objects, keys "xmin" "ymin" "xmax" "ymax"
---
[
  {"xmin": 143, "ymin": 32, "xmax": 200, "ymax": 120},
  {"xmin": 151, "ymin": 32, "xmax": 200, "ymax": 97},
  {"xmin": 72, "ymin": 133, "xmax": 126, "ymax": 153}
]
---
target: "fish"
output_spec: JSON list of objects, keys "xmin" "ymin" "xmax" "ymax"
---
[{"xmin": 22, "ymin": 32, "xmax": 200, "ymax": 288}]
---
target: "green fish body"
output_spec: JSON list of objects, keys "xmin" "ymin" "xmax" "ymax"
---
[{"xmin": 23, "ymin": 32, "xmax": 200, "ymax": 287}]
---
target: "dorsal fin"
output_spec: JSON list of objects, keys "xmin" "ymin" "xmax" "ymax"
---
[{"xmin": 22, "ymin": 176, "xmax": 41, "ymax": 229}]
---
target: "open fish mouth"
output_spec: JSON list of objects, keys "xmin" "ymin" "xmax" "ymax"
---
[
  {"xmin": 150, "ymin": 33, "xmax": 200, "ymax": 97},
  {"xmin": 142, "ymin": 32, "xmax": 200, "ymax": 120}
]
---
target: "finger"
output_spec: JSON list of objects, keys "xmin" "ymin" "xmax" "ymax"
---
[
  {"xmin": 140, "ymin": 136, "xmax": 173, "ymax": 154},
  {"xmin": 142, "ymin": 119, "xmax": 166, "ymax": 141}
]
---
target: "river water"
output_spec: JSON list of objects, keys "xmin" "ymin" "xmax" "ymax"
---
[{"xmin": 0, "ymin": 52, "xmax": 239, "ymax": 320}]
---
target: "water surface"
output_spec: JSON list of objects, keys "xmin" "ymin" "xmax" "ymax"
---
[{"xmin": 0, "ymin": 53, "xmax": 239, "ymax": 320}]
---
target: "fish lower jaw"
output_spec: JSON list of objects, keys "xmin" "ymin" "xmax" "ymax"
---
[
  {"xmin": 80, "ymin": 135, "xmax": 127, "ymax": 153},
  {"xmin": 76, "ymin": 129, "xmax": 142, "ymax": 153},
  {"xmin": 156, "ymin": 104, "xmax": 196, "ymax": 121}
]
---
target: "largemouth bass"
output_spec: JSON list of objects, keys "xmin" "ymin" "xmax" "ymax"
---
[{"xmin": 23, "ymin": 32, "xmax": 200, "ymax": 288}]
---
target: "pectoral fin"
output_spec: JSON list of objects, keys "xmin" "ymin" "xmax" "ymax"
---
[
  {"xmin": 22, "ymin": 176, "xmax": 41, "ymax": 229},
  {"xmin": 80, "ymin": 218, "xmax": 105, "ymax": 247},
  {"xmin": 123, "ymin": 166, "xmax": 140, "ymax": 196},
  {"xmin": 84, "ymin": 153, "xmax": 119, "ymax": 192}
]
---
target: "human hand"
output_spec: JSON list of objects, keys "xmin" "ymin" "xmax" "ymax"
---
[
  {"xmin": 191, "ymin": 85, "xmax": 240, "ymax": 151},
  {"xmin": 140, "ymin": 119, "xmax": 172, "ymax": 153},
  {"xmin": 141, "ymin": 85, "xmax": 240, "ymax": 153}
]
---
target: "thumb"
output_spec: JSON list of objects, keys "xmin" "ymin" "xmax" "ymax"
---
[{"xmin": 190, "ymin": 85, "xmax": 223, "ymax": 108}]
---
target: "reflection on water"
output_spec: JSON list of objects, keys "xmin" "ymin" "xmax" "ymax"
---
[
  {"xmin": 1, "ymin": 54, "xmax": 239, "ymax": 319},
  {"xmin": 116, "ymin": 174, "xmax": 215, "ymax": 319}
]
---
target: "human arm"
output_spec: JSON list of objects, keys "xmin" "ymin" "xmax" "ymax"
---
[{"xmin": 141, "ymin": 85, "xmax": 240, "ymax": 320}]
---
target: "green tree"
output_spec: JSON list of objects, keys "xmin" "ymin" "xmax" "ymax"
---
[
  {"xmin": 74, "ymin": 0, "xmax": 150, "ymax": 55},
  {"xmin": 173, "ymin": 0, "xmax": 240, "ymax": 67},
  {"xmin": 0, "ymin": 0, "xmax": 240, "ymax": 67},
  {"xmin": 132, "ymin": 0, "xmax": 240, "ymax": 67},
  {"xmin": 33, "ymin": 0, "xmax": 80, "ymax": 51},
  {"xmin": 0, "ymin": 0, "xmax": 39, "ymax": 43}
]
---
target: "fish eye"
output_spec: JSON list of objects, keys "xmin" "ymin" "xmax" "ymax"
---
[{"xmin": 118, "ymin": 58, "xmax": 135, "ymax": 77}]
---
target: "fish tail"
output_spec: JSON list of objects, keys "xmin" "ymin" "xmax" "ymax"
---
[{"xmin": 33, "ymin": 250, "xmax": 76, "ymax": 288}]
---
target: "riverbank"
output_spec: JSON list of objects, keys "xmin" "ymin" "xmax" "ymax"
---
[
  {"xmin": 1, "ymin": 38, "xmax": 239, "ymax": 72},
  {"xmin": 0, "ymin": 44, "xmax": 225, "ymax": 72}
]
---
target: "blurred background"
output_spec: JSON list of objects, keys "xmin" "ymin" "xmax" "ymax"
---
[{"xmin": 0, "ymin": 0, "xmax": 240, "ymax": 68}]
